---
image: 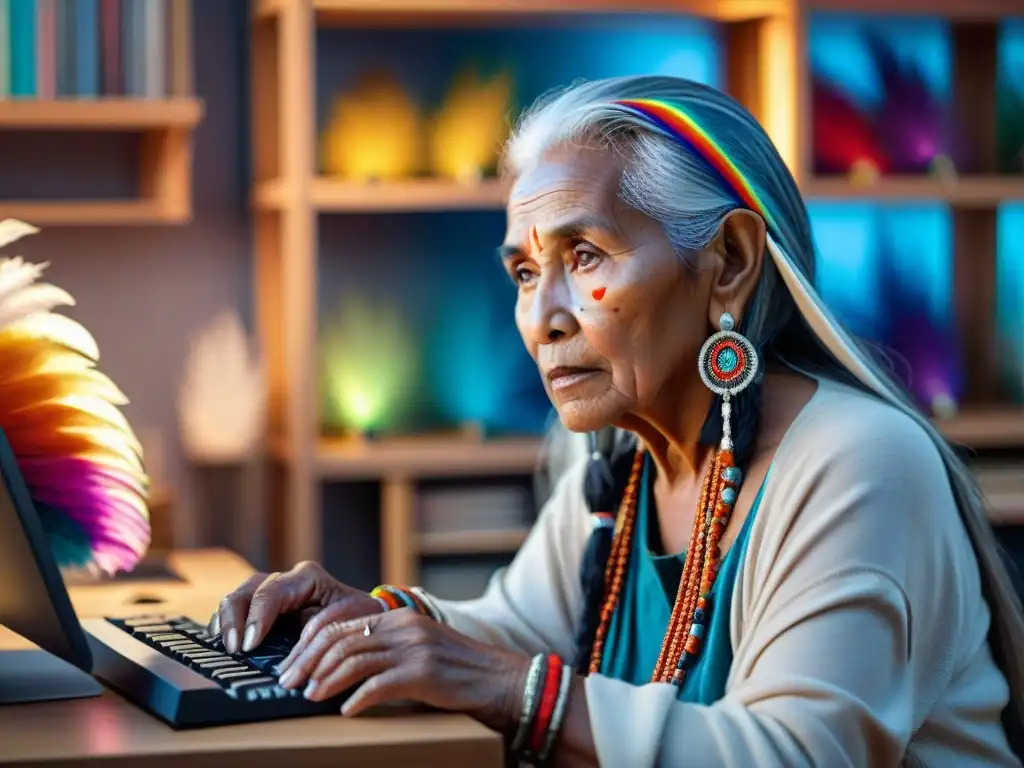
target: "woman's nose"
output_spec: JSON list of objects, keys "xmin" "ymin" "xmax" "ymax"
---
[{"xmin": 522, "ymin": 276, "xmax": 580, "ymax": 345}]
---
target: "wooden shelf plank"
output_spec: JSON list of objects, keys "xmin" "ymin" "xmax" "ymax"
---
[
  {"xmin": 936, "ymin": 408, "xmax": 1024, "ymax": 450},
  {"xmin": 803, "ymin": 175, "xmax": 1024, "ymax": 206},
  {"xmin": 0, "ymin": 99, "xmax": 204, "ymax": 130},
  {"xmin": 800, "ymin": 0, "xmax": 1019, "ymax": 20},
  {"xmin": 257, "ymin": 0, "xmax": 787, "ymax": 24},
  {"xmin": 415, "ymin": 528, "xmax": 530, "ymax": 556},
  {"xmin": 0, "ymin": 200, "xmax": 184, "ymax": 225},
  {"xmin": 254, "ymin": 178, "xmax": 507, "ymax": 213},
  {"xmin": 311, "ymin": 435, "xmax": 543, "ymax": 480}
]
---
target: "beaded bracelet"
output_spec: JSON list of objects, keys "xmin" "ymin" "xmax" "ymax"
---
[
  {"xmin": 369, "ymin": 584, "xmax": 443, "ymax": 623},
  {"xmin": 513, "ymin": 654, "xmax": 573, "ymax": 766}
]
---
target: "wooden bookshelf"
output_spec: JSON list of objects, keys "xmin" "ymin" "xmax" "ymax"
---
[
  {"xmin": 0, "ymin": 0, "xmax": 202, "ymax": 227},
  {"xmin": 250, "ymin": 1, "xmax": 1024, "ymax": 583},
  {"xmin": 415, "ymin": 528, "xmax": 530, "ymax": 557},
  {"xmin": 250, "ymin": 0, "xmax": 800, "ymax": 577}
]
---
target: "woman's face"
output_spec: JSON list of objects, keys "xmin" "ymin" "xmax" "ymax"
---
[{"xmin": 501, "ymin": 145, "xmax": 715, "ymax": 433}]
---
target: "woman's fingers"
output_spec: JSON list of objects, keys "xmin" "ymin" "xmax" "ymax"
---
[
  {"xmin": 208, "ymin": 573, "xmax": 266, "ymax": 652},
  {"xmin": 278, "ymin": 618, "xmax": 363, "ymax": 689},
  {"xmin": 239, "ymin": 562, "xmax": 326, "ymax": 653},
  {"xmin": 341, "ymin": 665, "xmax": 418, "ymax": 717},
  {"xmin": 278, "ymin": 599, "xmax": 385, "ymax": 674},
  {"xmin": 308, "ymin": 649, "xmax": 394, "ymax": 703}
]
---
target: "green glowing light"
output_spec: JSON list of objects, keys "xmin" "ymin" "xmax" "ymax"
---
[{"xmin": 320, "ymin": 298, "xmax": 417, "ymax": 433}]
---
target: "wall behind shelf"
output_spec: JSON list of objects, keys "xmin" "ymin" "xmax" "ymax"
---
[{"xmin": 4, "ymin": 1, "xmax": 252, "ymax": 547}]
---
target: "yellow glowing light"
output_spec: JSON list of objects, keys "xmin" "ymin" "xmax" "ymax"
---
[
  {"xmin": 320, "ymin": 72, "xmax": 423, "ymax": 182},
  {"xmin": 429, "ymin": 66, "xmax": 513, "ymax": 182},
  {"xmin": 320, "ymin": 299, "xmax": 417, "ymax": 433}
]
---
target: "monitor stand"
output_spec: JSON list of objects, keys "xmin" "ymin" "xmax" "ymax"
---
[{"xmin": 0, "ymin": 649, "xmax": 102, "ymax": 705}]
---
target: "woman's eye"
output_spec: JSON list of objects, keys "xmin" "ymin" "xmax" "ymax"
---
[
  {"xmin": 514, "ymin": 266, "xmax": 536, "ymax": 285},
  {"xmin": 575, "ymin": 248, "xmax": 602, "ymax": 270}
]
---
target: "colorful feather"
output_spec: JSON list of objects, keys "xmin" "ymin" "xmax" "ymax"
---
[
  {"xmin": 875, "ymin": 231, "xmax": 962, "ymax": 414},
  {"xmin": 864, "ymin": 31, "xmax": 947, "ymax": 175},
  {"xmin": 997, "ymin": 72, "xmax": 1024, "ymax": 174},
  {"xmin": 811, "ymin": 75, "xmax": 891, "ymax": 177},
  {"xmin": 0, "ymin": 220, "xmax": 149, "ymax": 577}
]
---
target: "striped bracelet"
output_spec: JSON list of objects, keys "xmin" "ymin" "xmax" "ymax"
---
[
  {"xmin": 514, "ymin": 653, "xmax": 573, "ymax": 765},
  {"xmin": 369, "ymin": 584, "xmax": 444, "ymax": 623}
]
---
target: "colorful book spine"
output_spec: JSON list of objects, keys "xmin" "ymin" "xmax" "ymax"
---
[
  {"xmin": 0, "ymin": 0, "xmax": 10, "ymax": 99},
  {"xmin": 168, "ymin": 0, "xmax": 188, "ymax": 96},
  {"xmin": 75, "ymin": 0, "xmax": 99, "ymax": 98},
  {"xmin": 121, "ymin": 0, "xmax": 141, "ymax": 97},
  {"xmin": 142, "ymin": 0, "xmax": 163, "ymax": 98},
  {"xmin": 55, "ymin": 0, "xmax": 74, "ymax": 97},
  {"xmin": 9, "ymin": 0, "xmax": 36, "ymax": 98},
  {"xmin": 36, "ymin": 0, "xmax": 55, "ymax": 99},
  {"xmin": 100, "ymin": 0, "xmax": 121, "ymax": 96}
]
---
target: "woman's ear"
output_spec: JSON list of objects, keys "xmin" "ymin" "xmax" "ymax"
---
[{"xmin": 707, "ymin": 209, "xmax": 766, "ymax": 327}]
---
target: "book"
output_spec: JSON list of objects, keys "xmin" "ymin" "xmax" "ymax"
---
[
  {"xmin": 9, "ymin": 0, "xmax": 36, "ymax": 98},
  {"xmin": 75, "ymin": 0, "xmax": 100, "ymax": 98},
  {"xmin": 100, "ymin": 0, "xmax": 121, "ymax": 96},
  {"xmin": 0, "ymin": 0, "xmax": 10, "ymax": 99}
]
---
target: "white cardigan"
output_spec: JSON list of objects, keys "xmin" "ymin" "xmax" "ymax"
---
[{"xmin": 430, "ymin": 380, "xmax": 1021, "ymax": 767}]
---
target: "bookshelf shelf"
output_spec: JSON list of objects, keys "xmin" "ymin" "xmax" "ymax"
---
[
  {"xmin": 253, "ymin": 177, "xmax": 507, "ymax": 213},
  {"xmin": 0, "ymin": 98, "xmax": 203, "ymax": 130},
  {"xmin": 937, "ymin": 409, "xmax": 1024, "ymax": 450},
  {"xmin": 0, "ymin": 200, "xmax": 175, "ymax": 226},
  {"xmin": 255, "ymin": 0, "xmax": 788, "ymax": 25},
  {"xmin": 803, "ymin": 176, "xmax": 1024, "ymax": 206},
  {"xmin": 269, "ymin": 434, "xmax": 543, "ymax": 479},
  {"xmin": 799, "ymin": 0, "xmax": 1020, "ymax": 19},
  {"xmin": 415, "ymin": 528, "xmax": 531, "ymax": 556}
]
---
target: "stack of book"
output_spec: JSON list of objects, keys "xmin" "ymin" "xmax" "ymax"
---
[{"xmin": 0, "ymin": 0, "xmax": 190, "ymax": 100}]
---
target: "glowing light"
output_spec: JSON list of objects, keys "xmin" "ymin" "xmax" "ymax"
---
[{"xmin": 320, "ymin": 299, "xmax": 417, "ymax": 433}]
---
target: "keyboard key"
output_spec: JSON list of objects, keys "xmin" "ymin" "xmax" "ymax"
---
[
  {"xmin": 131, "ymin": 624, "xmax": 175, "ymax": 634},
  {"xmin": 197, "ymin": 658, "xmax": 237, "ymax": 669},
  {"xmin": 212, "ymin": 668, "xmax": 264, "ymax": 681}
]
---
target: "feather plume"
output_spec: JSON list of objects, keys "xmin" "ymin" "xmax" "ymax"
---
[
  {"xmin": 177, "ymin": 310, "xmax": 266, "ymax": 463},
  {"xmin": 0, "ymin": 220, "xmax": 149, "ymax": 577},
  {"xmin": 812, "ymin": 75, "xmax": 891, "ymax": 177},
  {"xmin": 865, "ymin": 31, "xmax": 947, "ymax": 174}
]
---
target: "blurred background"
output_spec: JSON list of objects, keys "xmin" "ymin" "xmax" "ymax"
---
[{"xmin": 1, "ymin": 0, "xmax": 1023, "ymax": 599}]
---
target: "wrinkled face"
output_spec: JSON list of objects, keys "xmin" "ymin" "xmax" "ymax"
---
[{"xmin": 501, "ymin": 146, "xmax": 715, "ymax": 433}]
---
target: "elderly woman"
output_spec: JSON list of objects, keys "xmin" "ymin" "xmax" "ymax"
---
[{"xmin": 212, "ymin": 76, "xmax": 1024, "ymax": 766}]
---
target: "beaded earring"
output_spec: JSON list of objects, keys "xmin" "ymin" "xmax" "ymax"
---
[{"xmin": 697, "ymin": 311, "xmax": 759, "ymax": 455}]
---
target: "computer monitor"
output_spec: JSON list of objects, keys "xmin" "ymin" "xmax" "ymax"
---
[{"xmin": 0, "ymin": 426, "xmax": 103, "ymax": 704}]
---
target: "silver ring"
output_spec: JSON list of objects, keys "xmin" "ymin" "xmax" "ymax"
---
[{"xmin": 363, "ymin": 623, "xmax": 371, "ymax": 637}]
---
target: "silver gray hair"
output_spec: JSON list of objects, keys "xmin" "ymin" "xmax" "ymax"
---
[{"xmin": 512, "ymin": 76, "xmax": 1024, "ymax": 729}]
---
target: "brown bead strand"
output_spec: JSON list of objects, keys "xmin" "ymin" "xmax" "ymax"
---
[
  {"xmin": 651, "ymin": 455, "xmax": 716, "ymax": 680},
  {"xmin": 588, "ymin": 449, "xmax": 645, "ymax": 675}
]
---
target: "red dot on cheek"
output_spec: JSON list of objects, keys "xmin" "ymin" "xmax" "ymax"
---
[{"xmin": 592, "ymin": 287, "xmax": 607, "ymax": 301}]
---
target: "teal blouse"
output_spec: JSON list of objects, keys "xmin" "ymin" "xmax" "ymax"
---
[{"xmin": 599, "ymin": 455, "xmax": 766, "ymax": 703}]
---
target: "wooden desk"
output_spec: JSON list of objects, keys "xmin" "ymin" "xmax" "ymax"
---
[{"xmin": 0, "ymin": 549, "xmax": 504, "ymax": 767}]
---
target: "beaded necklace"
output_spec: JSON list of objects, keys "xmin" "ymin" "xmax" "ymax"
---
[{"xmin": 588, "ymin": 443, "xmax": 744, "ymax": 686}]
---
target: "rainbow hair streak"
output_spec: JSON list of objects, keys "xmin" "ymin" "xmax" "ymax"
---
[
  {"xmin": 0, "ymin": 220, "xmax": 150, "ymax": 577},
  {"xmin": 612, "ymin": 98, "xmax": 779, "ymax": 236}
]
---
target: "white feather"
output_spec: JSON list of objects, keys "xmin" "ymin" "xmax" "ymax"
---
[
  {"xmin": 177, "ymin": 309, "xmax": 266, "ymax": 463},
  {"xmin": 0, "ymin": 219, "xmax": 40, "ymax": 250}
]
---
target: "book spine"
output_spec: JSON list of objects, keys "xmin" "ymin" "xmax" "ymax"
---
[
  {"xmin": 9, "ymin": 0, "xmax": 36, "ymax": 98},
  {"xmin": 0, "ymin": 0, "xmax": 10, "ymax": 99},
  {"xmin": 168, "ymin": 0, "xmax": 188, "ymax": 97},
  {"xmin": 142, "ymin": 0, "xmax": 162, "ymax": 98},
  {"xmin": 99, "ymin": 0, "xmax": 120, "ymax": 96},
  {"xmin": 55, "ymin": 0, "xmax": 73, "ymax": 97},
  {"xmin": 36, "ymin": 0, "xmax": 53, "ymax": 99},
  {"xmin": 74, "ymin": 0, "xmax": 99, "ymax": 98},
  {"xmin": 121, "ymin": 0, "xmax": 141, "ymax": 97}
]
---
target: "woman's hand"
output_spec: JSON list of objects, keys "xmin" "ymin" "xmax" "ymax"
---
[
  {"xmin": 275, "ymin": 607, "xmax": 532, "ymax": 732},
  {"xmin": 208, "ymin": 561, "xmax": 383, "ymax": 654}
]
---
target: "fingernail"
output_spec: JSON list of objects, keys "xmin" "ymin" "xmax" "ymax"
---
[
  {"xmin": 225, "ymin": 628, "xmax": 239, "ymax": 654},
  {"xmin": 242, "ymin": 625, "xmax": 257, "ymax": 653},
  {"xmin": 303, "ymin": 681, "xmax": 318, "ymax": 700},
  {"xmin": 210, "ymin": 615, "xmax": 221, "ymax": 635},
  {"xmin": 278, "ymin": 668, "xmax": 298, "ymax": 689}
]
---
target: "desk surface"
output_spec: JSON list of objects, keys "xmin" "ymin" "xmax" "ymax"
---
[{"xmin": 0, "ymin": 549, "xmax": 504, "ymax": 768}]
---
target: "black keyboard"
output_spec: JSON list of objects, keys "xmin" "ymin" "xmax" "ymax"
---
[{"xmin": 80, "ymin": 614, "xmax": 350, "ymax": 728}]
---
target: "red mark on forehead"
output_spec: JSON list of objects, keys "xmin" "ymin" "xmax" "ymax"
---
[
  {"xmin": 529, "ymin": 225, "xmax": 542, "ymax": 253},
  {"xmin": 592, "ymin": 287, "xmax": 606, "ymax": 301}
]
